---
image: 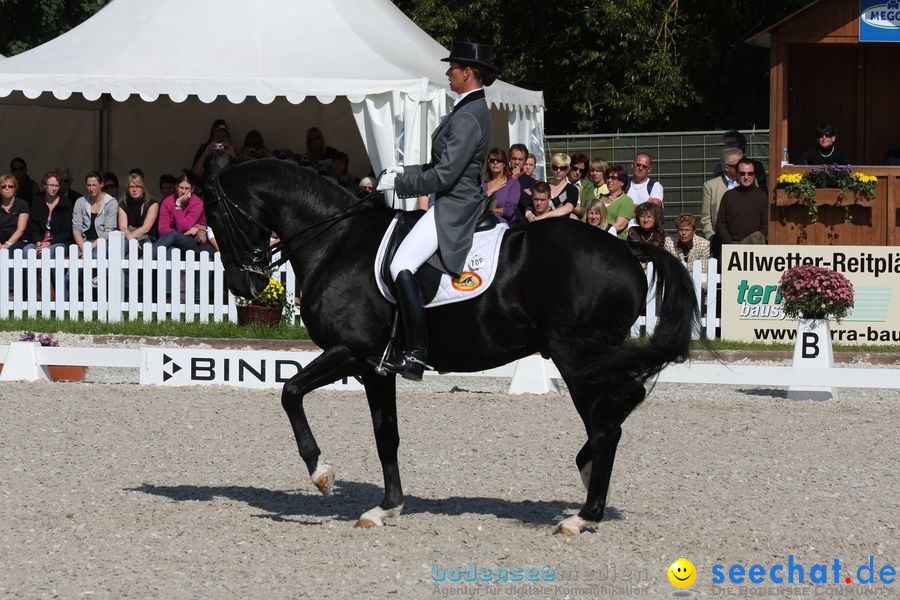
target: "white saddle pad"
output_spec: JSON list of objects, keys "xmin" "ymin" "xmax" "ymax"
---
[{"xmin": 374, "ymin": 214, "xmax": 508, "ymax": 308}]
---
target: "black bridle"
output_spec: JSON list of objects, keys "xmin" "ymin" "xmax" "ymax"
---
[{"xmin": 208, "ymin": 177, "xmax": 378, "ymax": 276}]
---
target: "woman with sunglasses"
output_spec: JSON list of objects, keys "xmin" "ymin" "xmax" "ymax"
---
[
  {"xmin": 481, "ymin": 147, "xmax": 521, "ymax": 226},
  {"xmin": 0, "ymin": 174, "xmax": 31, "ymax": 251},
  {"xmin": 72, "ymin": 171, "xmax": 120, "ymax": 257},
  {"xmin": 601, "ymin": 166, "xmax": 635, "ymax": 239},
  {"xmin": 548, "ymin": 153, "xmax": 579, "ymax": 215},
  {"xmin": 29, "ymin": 171, "xmax": 74, "ymax": 258},
  {"xmin": 526, "ymin": 153, "xmax": 578, "ymax": 221}
]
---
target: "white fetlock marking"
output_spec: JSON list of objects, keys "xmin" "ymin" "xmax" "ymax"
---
[
  {"xmin": 311, "ymin": 463, "xmax": 334, "ymax": 496},
  {"xmin": 557, "ymin": 515, "xmax": 597, "ymax": 536},
  {"xmin": 579, "ymin": 461, "xmax": 593, "ymax": 491},
  {"xmin": 358, "ymin": 503, "xmax": 404, "ymax": 527}
]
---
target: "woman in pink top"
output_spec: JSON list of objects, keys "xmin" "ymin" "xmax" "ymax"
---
[{"xmin": 153, "ymin": 174, "xmax": 207, "ymax": 253}]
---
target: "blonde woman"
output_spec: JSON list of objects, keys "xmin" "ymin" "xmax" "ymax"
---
[
  {"xmin": 117, "ymin": 173, "xmax": 160, "ymax": 248},
  {"xmin": 582, "ymin": 197, "xmax": 609, "ymax": 230},
  {"xmin": 526, "ymin": 153, "xmax": 577, "ymax": 221}
]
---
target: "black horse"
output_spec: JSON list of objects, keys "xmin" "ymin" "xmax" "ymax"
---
[{"xmin": 204, "ymin": 158, "xmax": 698, "ymax": 536}]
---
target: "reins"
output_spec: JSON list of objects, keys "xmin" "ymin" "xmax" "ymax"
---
[{"xmin": 209, "ymin": 177, "xmax": 379, "ymax": 275}]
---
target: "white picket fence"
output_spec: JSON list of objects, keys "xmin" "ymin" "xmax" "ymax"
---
[
  {"xmin": 0, "ymin": 231, "xmax": 298, "ymax": 324},
  {"xmin": 0, "ymin": 230, "xmax": 720, "ymax": 337}
]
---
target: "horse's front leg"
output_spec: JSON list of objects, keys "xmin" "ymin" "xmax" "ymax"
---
[
  {"xmin": 355, "ymin": 371, "xmax": 404, "ymax": 528},
  {"xmin": 281, "ymin": 346, "xmax": 357, "ymax": 495}
]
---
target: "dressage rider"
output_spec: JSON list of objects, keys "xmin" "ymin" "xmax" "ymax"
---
[{"xmin": 370, "ymin": 41, "xmax": 498, "ymax": 381}]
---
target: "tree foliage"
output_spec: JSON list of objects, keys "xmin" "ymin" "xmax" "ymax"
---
[
  {"xmin": 393, "ymin": 0, "xmax": 810, "ymax": 133},
  {"xmin": 0, "ymin": 0, "xmax": 110, "ymax": 55},
  {"xmin": 2, "ymin": 0, "xmax": 811, "ymax": 133}
]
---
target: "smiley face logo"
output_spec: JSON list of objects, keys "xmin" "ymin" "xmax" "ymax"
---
[{"xmin": 668, "ymin": 558, "xmax": 696, "ymax": 588}]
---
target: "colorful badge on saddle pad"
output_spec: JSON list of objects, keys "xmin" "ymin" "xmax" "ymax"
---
[{"xmin": 451, "ymin": 272, "xmax": 482, "ymax": 292}]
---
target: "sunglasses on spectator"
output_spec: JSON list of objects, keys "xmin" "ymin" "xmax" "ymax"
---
[
  {"xmin": 739, "ymin": 171, "xmax": 756, "ymax": 176},
  {"xmin": 0, "ymin": 184, "xmax": 15, "ymax": 189},
  {"xmin": 817, "ymin": 132, "xmax": 835, "ymax": 138},
  {"xmin": 569, "ymin": 166, "xmax": 584, "ymax": 173},
  {"xmin": 488, "ymin": 158, "xmax": 505, "ymax": 164},
  {"xmin": 605, "ymin": 175, "xmax": 626, "ymax": 182},
  {"xmin": 551, "ymin": 165, "xmax": 569, "ymax": 172},
  {"xmin": 632, "ymin": 163, "xmax": 650, "ymax": 170}
]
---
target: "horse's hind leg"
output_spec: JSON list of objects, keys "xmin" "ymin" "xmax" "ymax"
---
[
  {"xmin": 355, "ymin": 371, "xmax": 404, "ymax": 529},
  {"xmin": 281, "ymin": 346, "xmax": 356, "ymax": 495},
  {"xmin": 558, "ymin": 377, "xmax": 646, "ymax": 536}
]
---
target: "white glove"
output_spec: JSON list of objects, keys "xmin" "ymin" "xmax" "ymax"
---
[
  {"xmin": 377, "ymin": 171, "xmax": 397, "ymax": 191},
  {"xmin": 607, "ymin": 225, "xmax": 618, "ymax": 236},
  {"xmin": 385, "ymin": 165, "xmax": 405, "ymax": 175}
]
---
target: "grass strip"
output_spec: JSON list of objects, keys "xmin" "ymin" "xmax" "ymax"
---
[
  {"xmin": 0, "ymin": 317, "xmax": 896, "ymax": 353},
  {"xmin": 0, "ymin": 316, "xmax": 309, "ymax": 341}
]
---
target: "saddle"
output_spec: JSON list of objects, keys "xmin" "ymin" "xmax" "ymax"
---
[{"xmin": 380, "ymin": 202, "xmax": 498, "ymax": 305}]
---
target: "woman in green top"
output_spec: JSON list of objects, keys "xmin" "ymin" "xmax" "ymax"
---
[{"xmin": 602, "ymin": 165, "xmax": 634, "ymax": 239}]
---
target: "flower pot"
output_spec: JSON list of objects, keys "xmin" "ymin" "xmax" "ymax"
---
[
  {"xmin": 236, "ymin": 304, "xmax": 283, "ymax": 326},
  {"xmin": 775, "ymin": 188, "xmax": 873, "ymax": 207},
  {"xmin": 47, "ymin": 365, "xmax": 86, "ymax": 382}
]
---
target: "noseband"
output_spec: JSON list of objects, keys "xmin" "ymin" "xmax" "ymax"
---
[{"xmin": 208, "ymin": 177, "xmax": 378, "ymax": 276}]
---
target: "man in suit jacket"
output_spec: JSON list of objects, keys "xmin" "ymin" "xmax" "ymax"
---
[
  {"xmin": 370, "ymin": 41, "xmax": 498, "ymax": 381},
  {"xmin": 701, "ymin": 147, "xmax": 742, "ymax": 261}
]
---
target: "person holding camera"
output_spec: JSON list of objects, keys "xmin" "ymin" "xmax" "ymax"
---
[{"xmin": 191, "ymin": 119, "xmax": 237, "ymax": 179}]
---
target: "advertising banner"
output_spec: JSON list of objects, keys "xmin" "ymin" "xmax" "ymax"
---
[
  {"xmin": 860, "ymin": 0, "xmax": 900, "ymax": 42},
  {"xmin": 140, "ymin": 348, "xmax": 364, "ymax": 390},
  {"xmin": 721, "ymin": 245, "xmax": 900, "ymax": 345}
]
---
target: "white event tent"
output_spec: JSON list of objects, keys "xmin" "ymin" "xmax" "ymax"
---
[{"xmin": 0, "ymin": 0, "xmax": 544, "ymax": 207}]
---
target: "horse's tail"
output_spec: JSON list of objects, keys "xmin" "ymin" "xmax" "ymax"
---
[{"xmin": 612, "ymin": 242, "xmax": 700, "ymax": 385}]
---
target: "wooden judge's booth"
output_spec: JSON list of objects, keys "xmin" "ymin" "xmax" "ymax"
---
[{"xmin": 749, "ymin": 0, "xmax": 900, "ymax": 246}]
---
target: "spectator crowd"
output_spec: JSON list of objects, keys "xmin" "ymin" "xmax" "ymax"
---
[{"xmin": 2, "ymin": 120, "xmax": 804, "ymax": 306}]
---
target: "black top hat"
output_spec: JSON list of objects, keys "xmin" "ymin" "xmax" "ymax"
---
[{"xmin": 442, "ymin": 41, "xmax": 499, "ymax": 74}]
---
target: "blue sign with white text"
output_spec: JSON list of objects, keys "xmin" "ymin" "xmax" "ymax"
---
[{"xmin": 860, "ymin": 0, "xmax": 900, "ymax": 41}]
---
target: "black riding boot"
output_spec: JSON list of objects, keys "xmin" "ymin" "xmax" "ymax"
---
[{"xmin": 369, "ymin": 269, "xmax": 428, "ymax": 381}]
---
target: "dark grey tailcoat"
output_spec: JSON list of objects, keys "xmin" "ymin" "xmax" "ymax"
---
[{"xmin": 394, "ymin": 89, "xmax": 492, "ymax": 277}]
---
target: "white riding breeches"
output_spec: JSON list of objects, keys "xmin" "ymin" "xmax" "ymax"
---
[{"xmin": 390, "ymin": 206, "xmax": 439, "ymax": 280}]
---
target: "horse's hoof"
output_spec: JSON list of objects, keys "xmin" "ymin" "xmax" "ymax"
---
[
  {"xmin": 354, "ymin": 518, "xmax": 378, "ymax": 529},
  {"xmin": 556, "ymin": 525, "xmax": 579, "ymax": 537},
  {"xmin": 555, "ymin": 515, "xmax": 596, "ymax": 536},
  {"xmin": 311, "ymin": 464, "xmax": 334, "ymax": 496},
  {"xmin": 354, "ymin": 504, "xmax": 404, "ymax": 529}
]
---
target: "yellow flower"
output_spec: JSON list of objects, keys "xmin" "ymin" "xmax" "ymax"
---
[{"xmin": 778, "ymin": 173, "xmax": 802, "ymax": 185}]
